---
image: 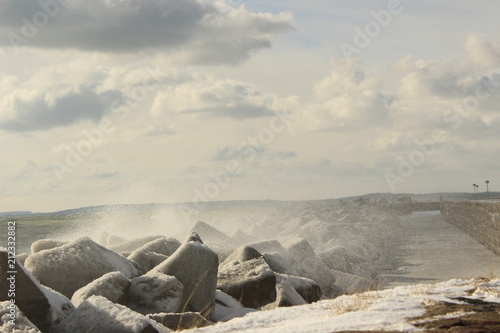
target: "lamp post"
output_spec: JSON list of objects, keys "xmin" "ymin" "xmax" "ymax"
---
[{"xmin": 486, "ymin": 180, "xmax": 490, "ymax": 198}]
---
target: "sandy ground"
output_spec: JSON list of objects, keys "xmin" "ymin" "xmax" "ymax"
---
[{"xmin": 380, "ymin": 211, "xmax": 500, "ymax": 289}]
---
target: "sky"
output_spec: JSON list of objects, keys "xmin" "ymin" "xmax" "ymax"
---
[{"xmin": 1, "ymin": 0, "xmax": 499, "ymax": 212}]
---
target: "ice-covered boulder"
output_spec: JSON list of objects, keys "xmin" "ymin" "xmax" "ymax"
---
[
  {"xmin": 263, "ymin": 278, "xmax": 306, "ymax": 310},
  {"xmin": 53, "ymin": 296, "xmax": 169, "ymax": 333},
  {"xmin": 217, "ymin": 257, "xmax": 276, "ymax": 309},
  {"xmin": 71, "ymin": 271, "xmax": 131, "ymax": 307},
  {"xmin": 318, "ymin": 246, "xmax": 353, "ymax": 274},
  {"xmin": 24, "ymin": 237, "xmax": 141, "ymax": 298},
  {"xmin": 209, "ymin": 290, "xmax": 257, "ymax": 322},
  {"xmin": 221, "ymin": 245, "xmax": 262, "ymax": 265},
  {"xmin": 0, "ymin": 301, "xmax": 41, "ymax": 333},
  {"xmin": 1, "ymin": 249, "xmax": 74, "ymax": 332},
  {"xmin": 149, "ymin": 312, "xmax": 212, "ymax": 330},
  {"xmin": 262, "ymin": 252, "xmax": 300, "ymax": 276},
  {"xmin": 285, "ymin": 238, "xmax": 336, "ymax": 295},
  {"xmin": 189, "ymin": 221, "xmax": 238, "ymax": 257},
  {"xmin": 277, "ymin": 274, "xmax": 322, "ymax": 303},
  {"xmin": 127, "ymin": 272, "xmax": 184, "ymax": 315},
  {"xmin": 150, "ymin": 232, "xmax": 218, "ymax": 316},
  {"xmin": 16, "ymin": 253, "xmax": 29, "ymax": 265},
  {"xmin": 129, "ymin": 251, "xmax": 168, "ymax": 273},
  {"xmin": 31, "ymin": 239, "xmax": 66, "ymax": 254},
  {"xmin": 127, "ymin": 237, "xmax": 181, "ymax": 272},
  {"xmin": 246, "ymin": 240, "xmax": 292, "ymax": 263}
]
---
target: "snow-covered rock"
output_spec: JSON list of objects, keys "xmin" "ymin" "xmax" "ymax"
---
[
  {"xmin": 151, "ymin": 232, "xmax": 219, "ymax": 316},
  {"xmin": 24, "ymin": 237, "xmax": 142, "ymax": 298},
  {"xmin": 318, "ymin": 246, "xmax": 353, "ymax": 274},
  {"xmin": 0, "ymin": 301, "xmax": 41, "ymax": 333},
  {"xmin": 210, "ymin": 290, "xmax": 257, "ymax": 322},
  {"xmin": 276, "ymin": 274, "xmax": 322, "ymax": 304},
  {"xmin": 262, "ymin": 252, "xmax": 299, "ymax": 276},
  {"xmin": 53, "ymin": 296, "xmax": 169, "ymax": 333},
  {"xmin": 31, "ymin": 239, "xmax": 66, "ymax": 254},
  {"xmin": 217, "ymin": 258, "xmax": 276, "ymax": 309},
  {"xmin": 262, "ymin": 278, "xmax": 306, "ymax": 310},
  {"xmin": 128, "ymin": 272, "xmax": 184, "ymax": 315},
  {"xmin": 71, "ymin": 271, "xmax": 131, "ymax": 307},
  {"xmin": 246, "ymin": 240, "xmax": 292, "ymax": 263},
  {"xmin": 127, "ymin": 237, "xmax": 181, "ymax": 272},
  {"xmin": 1, "ymin": 249, "xmax": 74, "ymax": 332},
  {"xmin": 16, "ymin": 253, "xmax": 29, "ymax": 266},
  {"xmin": 285, "ymin": 238, "xmax": 336, "ymax": 295},
  {"xmin": 221, "ymin": 245, "xmax": 262, "ymax": 265},
  {"xmin": 149, "ymin": 312, "xmax": 212, "ymax": 330},
  {"xmin": 129, "ymin": 250, "xmax": 168, "ymax": 273},
  {"xmin": 189, "ymin": 221, "xmax": 238, "ymax": 258}
]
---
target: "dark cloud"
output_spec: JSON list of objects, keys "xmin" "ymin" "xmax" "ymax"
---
[
  {"xmin": 0, "ymin": 0, "xmax": 293, "ymax": 64},
  {"xmin": 0, "ymin": 87, "xmax": 121, "ymax": 132},
  {"xmin": 185, "ymin": 105, "xmax": 275, "ymax": 119}
]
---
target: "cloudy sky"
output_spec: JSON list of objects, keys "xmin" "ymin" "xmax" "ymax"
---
[{"xmin": 1, "ymin": 0, "xmax": 499, "ymax": 212}]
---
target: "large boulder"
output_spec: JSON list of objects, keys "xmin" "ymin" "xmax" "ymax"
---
[
  {"xmin": 262, "ymin": 252, "xmax": 300, "ymax": 276},
  {"xmin": 263, "ymin": 278, "xmax": 306, "ymax": 310},
  {"xmin": 31, "ymin": 239, "xmax": 66, "ymax": 254},
  {"xmin": 217, "ymin": 257, "xmax": 276, "ymax": 309},
  {"xmin": 16, "ymin": 253, "xmax": 29, "ymax": 266},
  {"xmin": 1, "ymin": 249, "xmax": 74, "ymax": 332},
  {"xmin": 53, "ymin": 296, "xmax": 169, "ymax": 333},
  {"xmin": 277, "ymin": 274, "xmax": 322, "ymax": 304},
  {"xmin": 209, "ymin": 290, "xmax": 257, "ymax": 322},
  {"xmin": 318, "ymin": 246, "xmax": 353, "ymax": 274},
  {"xmin": 127, "ymin": 272, "xmax": 184, "ymax": 315},
  {"xmin": 221, "ymin": 245, "xmax": 262, "ymax": 265},
  {"xmin": 262, "ymin": 273, "xmax": 322, "ymax": 310},
  {"xmin": 150, "ymin": 232, "xmax": 219, "ymax": 317},
  {"xmin": 148, "ymin": 312, "xmax": 212, "ymax": 330},
  {"xmin": 71, "ymin": 271, "xmax": 131, "ymax": 307},
  {"xmin": 246, "ymin": 240, "xmax": 292, "ymax": 263},
  {"xmin": 127, "ymin": 237, "xmax": 181, "ymax": 272},
  {"xmin": 129, "ymin": 251, "xmax": 168, "ymax": 273},
  {"xmin": 285, "ymin": 238, "xmax": 336, "ymax": 295},
  {"xmin": 24, "ymin": 237, "xmax": 141, "ymax": 298},
  {"xmin": 189, "ymin": 221, "xmax": 238, "ymax": 258},
  {"xmin": 0, "ymin": 301, "xmax": 41, "ymax": 333}
]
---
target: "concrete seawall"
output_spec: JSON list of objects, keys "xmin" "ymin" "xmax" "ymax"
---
[{"xmin": 441, "ymin": 200, "xmax": 500, "ymax": 256}]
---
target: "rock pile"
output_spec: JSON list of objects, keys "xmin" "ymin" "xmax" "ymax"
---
[
  {"xmin": 1, "ymin": 202, "xmax": 401, "ymax": 332},
  {"xmin": 0, "ymin": 231, "xmax": 326, "ymax": 332}
]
